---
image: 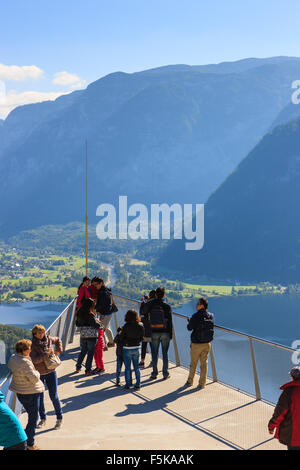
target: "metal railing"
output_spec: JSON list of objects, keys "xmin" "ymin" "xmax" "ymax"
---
[
  {"xmin": 1, "ymin": 293, "xmax": 298, "ymax": 410},
  {"xmin": 0, "ymin": 297, "xmax": 78, "ymax": 414},
  {"xmin": 112, "ymin": 294, "xmax": 297, "ymax": 405}
]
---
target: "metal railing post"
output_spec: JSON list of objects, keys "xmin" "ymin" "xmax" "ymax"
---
[
  {"xmin": 56, "ymin": 315, "xmax": 62, "ymax": 337},
  {"xmin": 210, "ymin": 344, "xmax": 218, "ymax": 382},
  {"xmin": 113, "ymin": 311, "xmax": 118, "ymax": 334},
  {"xmin": 172, "ymin": 325, "xmax": 181, "ymax": 367},
  {"xmin": 61, "ymin": 305, "xmax": 72, "ymax": 356},
  {"xmin": 69, "ymin": 297, "xmax": 78, "ymax": 344},
  {"xmin": 249, "ymin": 337, "xmax": 261, "ymax": 400},
  {"xmin": 11, "ymin": 392, "xmax": 17, "ymax": 413}
]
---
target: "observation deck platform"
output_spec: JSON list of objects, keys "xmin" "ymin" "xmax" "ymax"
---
[{"xmin": 19, "ymin": 333, "xmax": 283, "ymax": 451}]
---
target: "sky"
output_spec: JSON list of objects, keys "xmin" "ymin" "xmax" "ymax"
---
[{"xmin": 1, "ymin": 0, "xmax": 300, "ymax": 118}]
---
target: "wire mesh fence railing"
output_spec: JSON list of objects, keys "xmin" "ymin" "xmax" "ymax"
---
[
  {"xmin": 112, "ymin": 294, "xmax": 298, "ymax": 405},
  {"xmin": 0, "ymin": 293, "xmax": 298, "ymax": 413}
]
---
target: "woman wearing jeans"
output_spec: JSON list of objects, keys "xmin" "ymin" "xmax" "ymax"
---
[
  {"xmin": 8, "ymin": 339, "xmax": 45, "ymax": 450},
  {"xmin": 30, "ymin": 324, "xmax": 63, "ymax": 430},
  {"xmin": 119, "ymin": 310, "xmax": 145, "ymax": 390},
  {"xmin": 75, "ymin": 298, "xmax": 101, "ymax": 376}
]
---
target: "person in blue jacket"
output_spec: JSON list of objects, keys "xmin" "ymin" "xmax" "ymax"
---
[{"xmin": 0, "ymin": 390, "xmax": 27, "ymax": 450}]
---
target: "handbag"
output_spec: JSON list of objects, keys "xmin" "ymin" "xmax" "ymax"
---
[
  {"xmin": 80, "ymin": 325, "xmax": 99, "ymax": 339},
  {"xmin": 110, "ymin": 294, "xmax": 118, "ymax": 312},
  {"xmin": 44, "ymin": 353, "xmax": 61, "ymax": 370}
]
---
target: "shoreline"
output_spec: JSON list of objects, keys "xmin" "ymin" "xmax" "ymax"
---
[{"xmin": 0, "ymin": 289, "xmax": 289, "ymax": 305}]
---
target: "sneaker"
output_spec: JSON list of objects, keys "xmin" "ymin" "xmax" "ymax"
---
[
  {"xmin": 36, "ymin": 419, "xmax": 46, "ymax": 429},
  {"xmin": 184, "ymin": 381, "xmax": 192, "ymax": 387},
  {"xmin": 93, "ymin": 368, "xmax": 105, "ymax": 374},
  {"xmin": 75, "ymin": 369, "xmax": 80, "ymax": 373},
  {"xmin": 54, "ymin": 419, "xmax": 62, "ymax": 430},
  {"xmin": 85, "ymin": 371, "xmax": 93, "ymax": 376},
  {"xmin": 27, "ymin": 445, "xmax": 40, "ymax": 450}
]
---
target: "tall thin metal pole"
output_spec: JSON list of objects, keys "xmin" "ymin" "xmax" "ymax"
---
[{"xmin": 85, "ymin": 140, "xmax": 88, "ymax": 277}]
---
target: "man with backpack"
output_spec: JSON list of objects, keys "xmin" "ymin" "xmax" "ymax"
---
[
  {"xmin": 185, "ymin": 297, "xmax": 214, "ymax": 389},
  {"xmin": 95, "ymin": 279, "xmax": 115, "ymax": 348},
  {"xmin": 143, "ymin": 287, "xmax": 173, "ymax": 380}
]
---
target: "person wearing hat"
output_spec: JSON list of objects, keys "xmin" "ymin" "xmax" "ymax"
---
[{"xmin": 268, "ymin": 366, "xmax": 300, "ymax": 450}]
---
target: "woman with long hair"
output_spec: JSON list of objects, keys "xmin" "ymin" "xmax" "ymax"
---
[
  {"xmin": 30, "ymin": 325, "xmax": 63, "ymax": 431},
  {"xmin": 119, "ymin": 310, "xmax": 144, "ymax": 391},
  {"xmin": 76, "ymin": 276, "xmax": 91, "ymax": 311},
  {"xmin": 75, "ymin": 298, "xmax": 101, "ymax": 376}
]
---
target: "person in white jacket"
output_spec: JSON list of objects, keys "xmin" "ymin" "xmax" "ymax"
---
[{"xmin": 8, "ymin": 339, "xmax": 44, "ymax": 451}]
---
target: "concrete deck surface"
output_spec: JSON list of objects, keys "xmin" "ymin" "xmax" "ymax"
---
[{"xmin": 19, "ymin": 334, "xmax": 284, "ymax": 450}]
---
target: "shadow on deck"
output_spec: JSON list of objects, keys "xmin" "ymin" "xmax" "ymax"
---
[{"xmin": 19, "ymin": 334, "xmax": 284, "ymax": 450}]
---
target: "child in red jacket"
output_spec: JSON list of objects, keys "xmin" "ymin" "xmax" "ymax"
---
[{"xmin": 93, "ymin": 325, "xmax": 105, "ymax": 373}]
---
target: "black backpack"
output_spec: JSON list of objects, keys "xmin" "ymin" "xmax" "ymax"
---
[
  {"xmin": 96, "ymin": 287, "xmax": 112, "ymax": 316},
  {"xmin": 148, "ymin": 302, "xmax": 167, "ymax": 329}
]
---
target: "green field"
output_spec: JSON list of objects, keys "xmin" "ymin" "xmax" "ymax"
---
[
  {"xmin": 21, "ymin": 286, "xmax": 77, "ymax": 299},
  {"xmin": 0, "ymin": 248, "xmax": 285, "ymax": 306},
  {"xmin": 0, "ymin": 254, "xmax": 91, "ymax": 302},
  {"xmin": 129, "ymin": 258, "xmax": 149, "ymax": 266},
  {"xmin": 160, "ymin": 279, "xmax": 282, "ymax": 302}
]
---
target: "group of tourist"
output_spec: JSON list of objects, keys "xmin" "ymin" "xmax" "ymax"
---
[
  {"xmin": 75, "ymin": 279, "xmax": 175, "ymax": 387},
  {"xmin": 1, "ymin": 275, "xmax": 300, "ymax": 451},
  {"xmin": 2, "ymin": 325, "xmax": 63, "ymax": 450},
  {"xmin": 75, "ymin": 276, "xmax": 116, "ymax": 376}
]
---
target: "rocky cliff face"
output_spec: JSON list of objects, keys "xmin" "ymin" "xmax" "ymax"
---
[{"xmin": 159, "ymin": 114, "xmax": 300, "ymax": 283}]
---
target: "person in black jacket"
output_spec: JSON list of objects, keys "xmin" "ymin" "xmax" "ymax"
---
[
  {"xmin": 95, "ymin": 281, "xmax": 115, "ymax": 348},
  {"xmin": 143, "ymin": 287, "xmax": 173, "ymax": 380},
  {"xmin": 119, "ymin": 310, "xmax": 145, "ymax": 390},
  {"xmin": 75, "ymin": 298, "xmax": 101, "ymax": 376},
  {"xmin": 139, "ymin": 290, "xmax": 156, "ymax": 368},
  {"xmin": 185, "ymin": 297, "xmax": 214, "ymax": 389}
]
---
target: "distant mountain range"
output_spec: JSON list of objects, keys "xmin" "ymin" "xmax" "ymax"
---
[
  {"xmin": 159, "ymin": 111, "xmax": 300, "ymax": 283},
  {"xmin": 1, "ymin": 56, "xmax": 300, "ymax": 239}
]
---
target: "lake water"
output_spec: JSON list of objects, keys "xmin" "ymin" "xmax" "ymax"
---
[
  {"xmin": 1, "ymin": 294, "xmax": 299, "ymax": 346},
  {"xmin": 175, "ymin": 294, "xmax": 300, "ymax": 347},
  {"xmin": 172, "ymin": 294, "xmax": 300, "ymax": 403},
  {"xmin": 0, "ymin": 301, "xmax": 67, "ymax": 331},
  {"xmin": 0, "ymin": 301, "xmax": 67, "ymax": 383}
]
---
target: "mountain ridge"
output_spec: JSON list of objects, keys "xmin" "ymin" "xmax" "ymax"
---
[{"xmin": 1, "ymin": 57, "xmax": 300, "ymax": 238}]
